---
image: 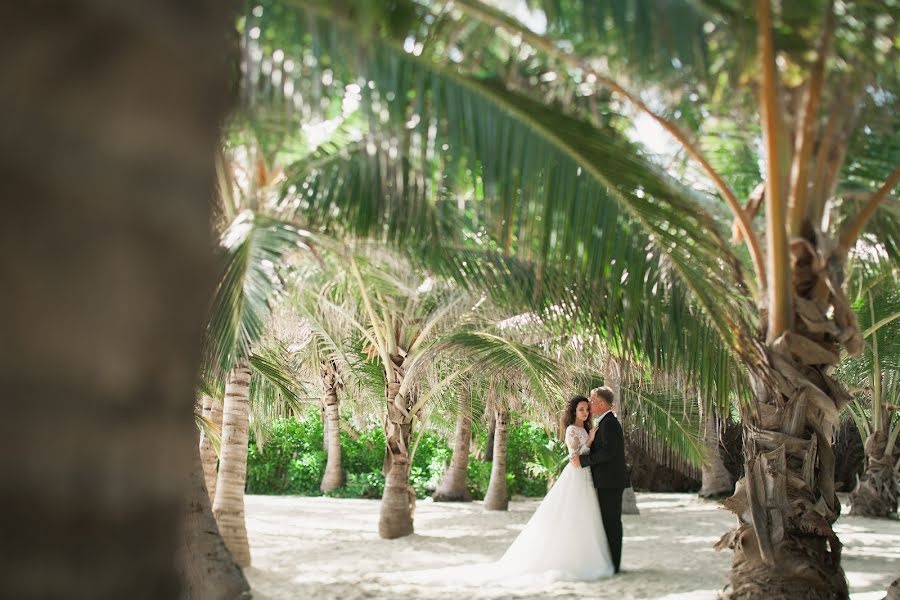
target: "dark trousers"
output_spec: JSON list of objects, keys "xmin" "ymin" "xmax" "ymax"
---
[{"xmin": 596, "ymin": 488, "xmax": 623, "ymax": 572}]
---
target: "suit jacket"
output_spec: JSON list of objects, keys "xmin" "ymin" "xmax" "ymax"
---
[{"xmin": 580, "ymin": 412, "xmax": 629, "ymax": 489}]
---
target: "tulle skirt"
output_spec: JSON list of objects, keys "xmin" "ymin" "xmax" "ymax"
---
[{"xmin": 396, "ymin": 462, "xmax": 614, "ymax": 587}]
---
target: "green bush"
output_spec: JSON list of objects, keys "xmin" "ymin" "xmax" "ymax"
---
[
  {"xmin": 246, "ymin": 417, "xmax": 326, "ymax": 495},
  {"xmin": 325, "ymin": 472, "xmax": 385, "ymax": 498},
  {"xmin": 246, "ymin": 412, "xmax": 554, "ymax": 499},
  {"xmin": 506, "ymin": 421, "xmax": 554, "ymax": 496}
]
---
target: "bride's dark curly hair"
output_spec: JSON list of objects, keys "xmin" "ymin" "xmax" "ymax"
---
[{"xmin": 562, "ymin": 395, "xmax": 592, "ymax": 432}]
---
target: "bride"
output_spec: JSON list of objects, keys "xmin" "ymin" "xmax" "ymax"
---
[
  {"xmin": 399, "ymin": 395, "xmax": 615, "ymax": 586},
  {"xmin": 489, "ymin": 395, "xmax": 615, "ymax": 581}
]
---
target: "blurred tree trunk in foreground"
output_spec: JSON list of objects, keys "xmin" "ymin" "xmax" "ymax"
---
[{"xmin": 0, "ymin": 2, "xmax": 237, "ymax": 598}]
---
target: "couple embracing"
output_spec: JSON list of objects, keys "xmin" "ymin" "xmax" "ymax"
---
[
  {"xmin": 401, "ymin": 387, "xmax": 627, "ymax": 587},
  {"xmin": 491, "ymin": 386, "xmax": 628, "ymax": 581}
]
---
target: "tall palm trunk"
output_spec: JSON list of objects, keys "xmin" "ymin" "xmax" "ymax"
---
[
  {"xmin": 434, "ymin": 387, "xmax": 473, "ymax": 502},
  {"xmin": 850, "ymin": 431, "xmax": 899, "ymax": 517},
  {"xmin": 621, "ymin": 483, "xmax": 640, "ymax": 515},
  {"xmin": 484, "ymin": 408, "xmax": 510, "ymax": 511},
  {"xmin": 718, "ymin": 233, "xmax": 856, "ymax": 599},
  {"xmin": 320, "ymin": 400, "xmax": 328, "ymax": 452},
  {"xmin": 320, "ymin": 362, "xmax": 343, "ymax": 493},
  {"xmin": 199, "ymin": 394, "xmax": 222, "ymax": 501},
  {"xmin": 178, "ymin": 429, "xmax": 250, "ymax": 599},
  {"xmin": 699, "ymin": 402, "xmax": 733, "ymax": 498},
  {"xmin": 212, "ymin": 361, "xmax": 253, "ymax": 567},
  {"xmin": 0, "ymin": 2, "xmax": 232, "ymax": 597},
  {"xmin": 484, "ymin": 412, "xmax": 496, "ymax": 461},
  {"xmin": 379, "ymin": 378, "xmax": 415, "ymax": 538}
]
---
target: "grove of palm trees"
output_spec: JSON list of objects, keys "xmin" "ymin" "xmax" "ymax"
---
[{"xmin": 4, "ymin": 1, "xmax": 899, "ymax": 599}]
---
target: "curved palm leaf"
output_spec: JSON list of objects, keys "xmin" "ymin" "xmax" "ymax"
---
[
  {"xmin": 248, "ymin": 346, "xmax": 307, "ymax": 448},
  {"xmin": 202, "ymin": 210, "xmax": 313, "ymax": 379},
  {"xmin": 620, "ymin": 383, "xmax": 707, "ymax": 470},
  {"xmin": 419, "ymin": 329, "xmax": 566, "ymax": 409}
]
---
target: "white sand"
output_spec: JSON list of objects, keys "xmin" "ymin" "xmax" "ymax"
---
[{"xmin": 244, "ymin": 492, "xmax": 900, "ymax": 599}]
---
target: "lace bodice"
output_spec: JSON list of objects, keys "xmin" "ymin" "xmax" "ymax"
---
[{"xmin": 565, "ymin": 425, "xmax": 591, "ymax": 458}]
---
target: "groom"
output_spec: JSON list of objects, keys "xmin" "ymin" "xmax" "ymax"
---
[{"xmin": 570, "ymin": 386, "xmax": 628, "ymax": 574}]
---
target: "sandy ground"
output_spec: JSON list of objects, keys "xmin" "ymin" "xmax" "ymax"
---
[{"xmin": 244, "ymin": 492, "xmax": 899, "ymax": 600}]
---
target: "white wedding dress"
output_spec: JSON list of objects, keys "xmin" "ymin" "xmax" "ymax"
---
[
  {"xmin": 394, "ymin": 425, "xmax": 614, "ymax": 587},
  {"xmin": 489, "ymin": 424, "xmax": 615, "ymax": 581}
]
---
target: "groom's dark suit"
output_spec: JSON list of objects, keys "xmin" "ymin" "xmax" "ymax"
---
[{"xmin": 579, "ymin": 411, "xmax": 628, "ymax": 573}]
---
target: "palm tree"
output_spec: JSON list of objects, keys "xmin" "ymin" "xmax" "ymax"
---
[
  {"xmin": 288, "ymin": 271, "xmax": 371, "ymax": 493},
  {"xmin": 247, "ymin": 2, "xmax": 899, "ymax": 594},
  {"xmin": 212, "ymin": 361, "xmax": 254, "ymax": 566},
  {"xmin": 433, "ymin": 384, "xmax": 475, "ymax": 501},
  {"xmin": 1, "ymin": 2, "xmax": 238, "ymax": 598},
  {"xmin": 318, "ymin": 359, "xmax": 344, "ymax": 491},
  {"xmin": 202, "ymin": 205, "xmax": 310, "ymax": 566},
  {"xmin": 483, "ymin": 401, "xmax": 512, "ymax": 511},
  {"xmin": 303, "ymin": 249, "xmax": 564, "ymax": 537},
  {"xmin": 839, "ymin": 273, "xmax": 900, "ymax": 517},
  {"xmin": 698, "ymin": 400, "xmax": 734, "ymax": 499},
  {"xmin": 178, "ymin": 426, "xmax": 250, "ymax": 600},
  {"xmin": 199, "ymin": 394, "xmax": 223, "ymax": 501}
]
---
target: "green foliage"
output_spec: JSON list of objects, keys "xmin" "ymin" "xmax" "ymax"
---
[
  {"xmin": 326, "ymin": 472, "xmax": 385, "ymax": 499},
  {"xmin": 505, "ymin": 421, "xmax": 558, "ymax": 496},
  {"xmin": 246, "ymin": 413, "xmax": 559, "ymax": 498},
  {"xmin": 246, "ymin": 417, "xmax": 326, "ymax": 495}
]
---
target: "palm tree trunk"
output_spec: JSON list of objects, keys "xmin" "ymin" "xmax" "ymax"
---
[
  {"xmin": 378, "ymin": 380, "xmax": 415, "ymax": 538},
  {"xmin": 321, "ymin": 400, "xmax": 328, "ymax": 452},
  {"xmin": 885, "ymin": 575, "xmax": 900, "ymax": 600},
  {"xmin": 212, "ymin": 361, "xmax": 253, "ymax": 567},
  {"xmin": 484, "ymin": 408, "xmax": 510, "ymax": 511},
  {"xmin": 178, "ymin": 428, "xmax": 250, "ymax": 600},
  {"xmin": 850, "ymin": 431, "xmax": 899, "ymax": 517},
  {"xmin": 199, "ymin": 394, "xmax": 222, "ymax": 502},
  {"xmin": 484, "ymin": 412, "xmax": 496, "ymax": 461},
  {"xmin": 434, "ymin": 387, "xmax": 473, "ymax": 502},
  {"xmin": 0, "ymin": 2, "xmax": 232, "ymax": 597},
  {"xmin": 719, "ymin": 234, "xmax": 856, "ymax": 599},
  {"xmin": 699, "ymin": 403, "xmax": 733, "ymax": 499},
  {"xmin": 319, "ymin": 363, "xmax": 342, "ymax": 492},
  {"xmin": 621, "ymin": 487, "xmax": 640, "ymax": 515}
]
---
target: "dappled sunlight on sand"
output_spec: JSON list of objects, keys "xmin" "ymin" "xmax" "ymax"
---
[{"xmin": 245, "ymin": 493, "xmax": 900, "ymax": 600}]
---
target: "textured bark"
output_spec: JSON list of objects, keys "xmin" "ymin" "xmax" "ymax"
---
[
  {"xmin": 320, "ymin": 362, "xmax": 343, "ymax": 493},
  {"xmin": 621, "ymin": 487, "xmax": 640, "ymax": 515},
  {"xmin": 212, "ymin": 363, "xmax": 253, "ymax": 567},
  {"xmin": 177, "ymin": 429, "xmax": 250, "ymax": 600},
  {"xmin": 484, "ymin": 409, "xmax": 510, "ymax": 511},
  {"xmin": 850, "ymin": 432, "xmax": 899, "ymax": 518},
  {"xmin": 717, "ymin": 230, "xmax": 857, "ymax": 600},
  {"xmin": 484, "ymin": 412, "xmax": 496, "ymax": 462},
  {"xmin": 321, "ymin": 400, "xmax": 328, "ymax": 452},
  {"xmin": 378, "ymin": 378, "xmax": 415, "ymax": 539},
  {"xmin": 699, "ymin": 404, "xmax": 733, "ymax": 498},
  {"xmin": 0, "ymin": 2, "xmax": 232, "ymax": 597},
  {"xmin": 433, "ymin": 387, "xmax": 473, "ymax": 502},
  {"xmin": 199, "ymin": 394, "xmax": 222, "ymax": 502},
  {"xmin": 885, "ymin": 575, "xmax": 900, "ymax": 600}
]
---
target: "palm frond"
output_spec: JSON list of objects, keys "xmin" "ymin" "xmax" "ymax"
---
[
  {"xmin": 421, "ymin": 330, "xmax": 564, "ymax": 409},
  {"xmin": 248, "ymin": 346, "xmax": 306, "ymax": 448},
  {"xmin": 195, "ymin": 411, "xmax": 222, "ymax": 455},
  {"xmin": 620, "ymin": 383, "xmax": 707, "ymax": 471},
  {"xmin": 246, "ymin": 5, "xmax": 757, "ymax": 362},
  {"xmin": 202, "ymin": 210, "xmax": 313, "ymax": 379}
]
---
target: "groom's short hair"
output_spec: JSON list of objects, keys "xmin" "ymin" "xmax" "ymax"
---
[{"xmin": 591, "ymin": 386, "xmax": 614, "ymax": 403}]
